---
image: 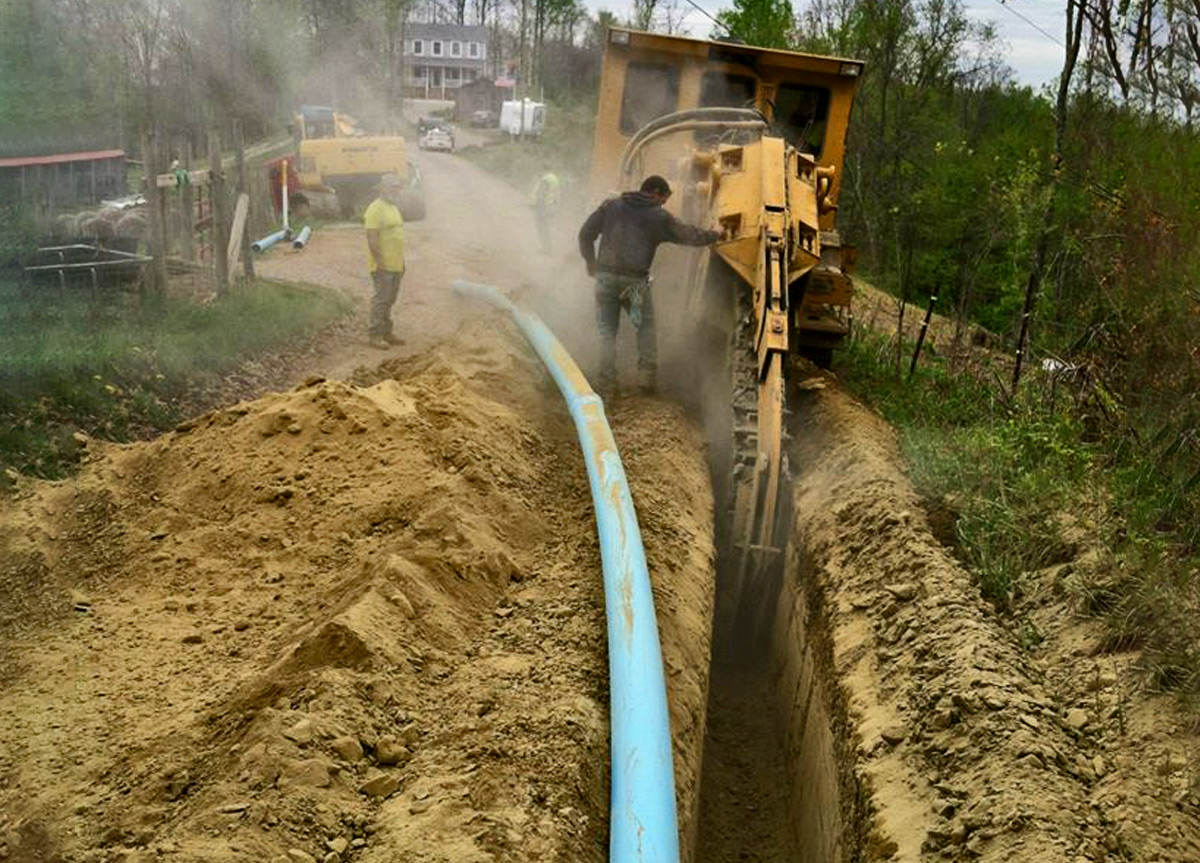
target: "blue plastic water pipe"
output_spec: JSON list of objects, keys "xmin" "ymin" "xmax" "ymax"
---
[
  {"xmin": 251, "ymin": 228, "xmax": 288, "ymax": 253},
  {"xmin": 451, "ymin": 279, "xmax": 679, "ymax": 863},
  {"xmin": 291, "ymin": 225, "xmax": 312, "ymax": 249}
]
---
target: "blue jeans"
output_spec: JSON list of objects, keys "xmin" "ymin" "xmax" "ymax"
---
[{"xmin": 594, "ymin": 271, "xmax": 656, "ymax": 390}]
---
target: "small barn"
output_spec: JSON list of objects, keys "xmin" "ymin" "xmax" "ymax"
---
[
  {"xmin": 0, "ymin": 150, "xmax": 127, "ymax": 212},
  {"xmin": 455, "ymin": 77, "xmax": 508, "ymax": 121}
]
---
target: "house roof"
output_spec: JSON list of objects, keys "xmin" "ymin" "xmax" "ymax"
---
[
  {"xmin": 406, "ymin": 22, "xmax": 489, "ymax": 41},
  {"xmin": 0, "ymin": 149, "xmax": 126, "ymax": 169}
]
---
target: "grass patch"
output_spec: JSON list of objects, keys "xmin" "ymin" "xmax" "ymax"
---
[
  {"xmin": 838, "ymin": 326, "xmax": 1094, "ymax": 607},
  {"xmin": 0, "ymin": 276, "xmax": 352, "ymax": 479},
  {"xmin": 838, "ymin": 322, "xmax": 1200, "ymax": 695}
]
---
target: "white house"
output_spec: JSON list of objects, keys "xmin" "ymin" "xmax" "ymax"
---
[{"xmin": 405, "ymin": 23, "xmax": 489, "ymax": 97}]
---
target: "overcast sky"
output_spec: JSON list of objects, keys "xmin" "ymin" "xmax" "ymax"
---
[{"xmin": 582, "ymin": 0, "xmax": 1067, "ymax": 89}]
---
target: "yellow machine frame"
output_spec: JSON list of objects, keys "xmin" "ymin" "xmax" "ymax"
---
[
  {"xmin": 588, "ymin": 28, "xmax": 864, "ymax": 597},
  {"xmin": 589, "ymin": 28, "xmax": 861, "ymax": 229},
  {"xmin": 589, "ymin": 28, "xmax": 862, "ymax": 355}
]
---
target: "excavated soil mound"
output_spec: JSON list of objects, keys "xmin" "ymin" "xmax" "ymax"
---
[{"xmin": 0, "ymin": 319, "xmax": 715, "ymax": 863}]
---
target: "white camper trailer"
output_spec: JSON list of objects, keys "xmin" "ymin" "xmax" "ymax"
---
[{"xmin": 499, "ymin": 99, "xmax": 546, "ymax": 137}]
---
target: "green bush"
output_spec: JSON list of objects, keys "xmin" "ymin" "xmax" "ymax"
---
[{"xmin": 840, "ymin": 327, "xmax": 1094, "ymax": 606}]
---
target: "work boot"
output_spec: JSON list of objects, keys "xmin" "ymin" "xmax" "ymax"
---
[
  {"xmin": 637, "ymin": 367, "xmax": 657, "ymax": 395},
  {"xmin": 384, "ymin": 333, "xmax": 405, "ymax": 345},
  {"xmin": 368, "ymin": 336, "xmax": 390, "ymax": 350}
]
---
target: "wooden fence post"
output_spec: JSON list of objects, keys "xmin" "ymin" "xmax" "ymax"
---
[
  {"xmin": 180, "ymin": 137, "xmax": 195, "ymax": 262},
  {"xmin": 234, "ymin": 120, "xmax": 255, "ymax": 282},
  {"xmin": 208, "ymin": 129, "xmax": 229, "ymax": 295},
  {"xmin": 141, "ymin": 127, "xmax": 169, "ymax": 295},
  {"xmin": 908, "ymin": 292, "xmax": 937, "ymax": 380}
]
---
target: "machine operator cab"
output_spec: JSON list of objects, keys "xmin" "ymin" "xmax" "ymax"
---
[
  {"xmin": 589, "ymin": 28, "xmax": 862, "ymax": 229},
  {"xmin": 588, "ymin": 28, "xmax": 864, "ymax": 363}
]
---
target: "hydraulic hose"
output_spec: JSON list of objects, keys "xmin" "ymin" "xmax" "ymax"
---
[
  {"xmin": 620, "ymin": 121, "xmax": 766, "ymax": 180},
  {"xmin": 451, "ymin": 279, "xmax": 679, "ymax": 863},
  {"xmin": 617, "ymin": 107, "xmax": 767, "ymax": 180}
]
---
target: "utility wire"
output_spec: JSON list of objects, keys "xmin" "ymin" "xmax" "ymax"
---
[
  {"xmin": 988, "ymin": 0, "xmax": 1065, "ymax": 48},
  {"xmin": 679, "ymin": 0, "xmax": 732, "ymax": 36}
]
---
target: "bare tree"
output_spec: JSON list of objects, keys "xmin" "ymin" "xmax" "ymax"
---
[
  {"xmin": 1013, "ymin": 0, "xmax": 1087, "ymax": 389},
  {"xmin": 659, "ymin": 0, "xmax": 690, "ymax": 34},
  {"xmin": 633, "ymin": 0, "xmax": 659, "ymax": 30}
]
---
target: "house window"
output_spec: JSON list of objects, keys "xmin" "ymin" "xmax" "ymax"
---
[
  {"xmin": 451, "ymin": 41, "xmax": 461, "ymax": 57},
  {"xmin": 464, "ymin": 68, "xmax": 476, "ymax": 82},
  {"xmin": 412, "ymin": 39, "xmax": 423, "ymax": 55},
  {"xmin": 446, "ymin": 67, "xmax": 460, "ymax": 81},
  {"xmin": 468, "ymin": 42, "xmax": 479, "ymax": 58},
  {"xmin": 413, "ymin": 65, "xmax": 426, "ymax": 78},
  {"xmin": 432, "ymin": 40, "xmax": 442, "ymax": 56}
]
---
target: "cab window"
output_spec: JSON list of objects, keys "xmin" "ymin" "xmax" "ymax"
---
[
  {"xmin": 696, "ymin": 71, "xmax": 757, "ymax": 144},
  {"xmin": 620, "ymin": 62, "xmax": 680, "ymax": 134},
  {"xmin": 699, "ymin": 71, "xmax": 757, "ymax": 109},
  {"xmin": 774, "ymin": 83, "xmax": 831, "ymax": 156}
]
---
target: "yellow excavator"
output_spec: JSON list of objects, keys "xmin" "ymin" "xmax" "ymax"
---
[
  {"xmin": 292, "ymin": 105, "xmax": 425, "ymax": 219},
  {"xmin": 589, "ymin": 29, "xmax": 862, "ymax": 610}
]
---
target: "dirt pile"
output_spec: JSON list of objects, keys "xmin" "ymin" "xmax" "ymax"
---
[{"xmin": 0, "ymin": 320, "xmax": 715, "ymax": 863}]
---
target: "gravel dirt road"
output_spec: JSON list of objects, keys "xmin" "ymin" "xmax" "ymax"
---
[{"xmin": 253, "ymin": 148, "xmax": 598, "ymax": 385}]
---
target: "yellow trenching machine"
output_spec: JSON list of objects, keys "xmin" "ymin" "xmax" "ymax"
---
[{"xmin": 589, "ymin": 29, "xmax": 862, "ymax": 604}]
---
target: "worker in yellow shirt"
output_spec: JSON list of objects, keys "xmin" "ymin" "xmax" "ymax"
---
[{"xmin": 364, "ymin": 174, "xmax": 406, "ymax": 349}]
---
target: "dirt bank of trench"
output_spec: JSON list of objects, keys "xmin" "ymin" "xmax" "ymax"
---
[
  {"xmin": 761, "ymin": 377, "xmax": 1200, "ymax": 863},
  {"xmin": 0, "ymin": 319, "xmax": 715, "ymax": 863}
]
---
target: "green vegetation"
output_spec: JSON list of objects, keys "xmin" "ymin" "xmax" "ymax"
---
[
  {"xmin": 0, "ymin": 277, "xmax": 351, "ymax": 479},
  {"xmin": 841, "ymin": 324, "xmax": 1200, "ymax": 693},
  {"xmin": 717, "ymin": 0, "xmax": 798, "ymax": 49},
  {"xmin": 0, "ymin": 207, "xmax": 38, "ymax": 271}
]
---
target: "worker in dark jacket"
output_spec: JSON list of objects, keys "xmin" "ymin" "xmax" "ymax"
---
[{"xmin": 578, "ymin": 175, "xmax": 720, "ymax": 395}]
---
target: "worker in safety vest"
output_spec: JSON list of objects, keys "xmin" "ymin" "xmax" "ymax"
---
[
  {"xmin": 531, "ymin": 171, "xmax": 560, "ymax": 254},
  {"xmin": 577, "ymin": 174, "xmax": 720, "ymax": 395},
  {"xmin": 364, "ymin": 174, "xmax": 406, "ymax": 349}
]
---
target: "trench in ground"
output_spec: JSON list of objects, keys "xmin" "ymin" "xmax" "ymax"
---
[{"xmin": 692, "ymin": 428, "xmax": 850, "ymax": 863}]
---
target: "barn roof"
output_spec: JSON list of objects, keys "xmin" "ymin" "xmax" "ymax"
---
[{"xmin": 0, "ymin": 150, "xmax": 126, "ymax": 169}]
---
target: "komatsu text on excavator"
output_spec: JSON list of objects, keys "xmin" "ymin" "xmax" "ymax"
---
[{"xmin": 589, "ymin": 28, "xmax": 862, "ymax": 618}]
